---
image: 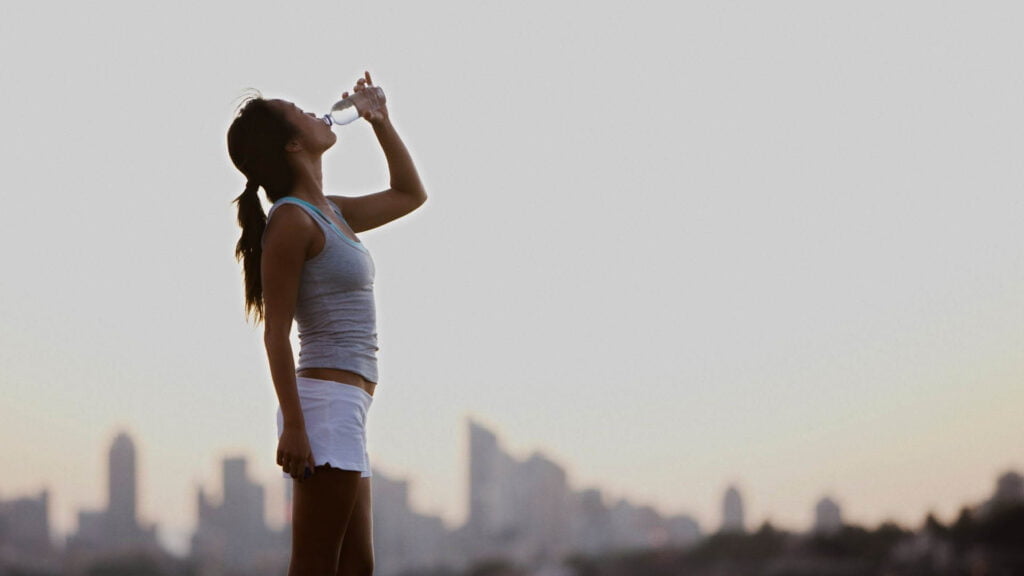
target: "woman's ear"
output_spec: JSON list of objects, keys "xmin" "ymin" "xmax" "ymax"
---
[{"xmin": 285, "ymin": 138, "xmax": 303, "ymax": 153}]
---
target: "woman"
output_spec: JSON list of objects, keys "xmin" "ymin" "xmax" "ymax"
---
[{"xmin": 226, "ymin": 71, "xmax": 426, "ymax": 575}]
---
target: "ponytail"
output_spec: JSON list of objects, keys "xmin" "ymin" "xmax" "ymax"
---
[
  {"xmin": 227, "ymin": 95, "xmax": 297, "ymax": 325},
  {"xmin": 233, "ymin": 180, "xmax": 267, "ymax": 324}
]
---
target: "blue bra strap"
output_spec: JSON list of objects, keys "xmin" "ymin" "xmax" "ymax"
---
[{"xmin": 272, "ymin": 196, "xmax": 367, "ymax": 252}]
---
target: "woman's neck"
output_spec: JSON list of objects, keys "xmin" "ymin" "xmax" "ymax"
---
[{"xmin": 288, "ymin": 156, "xmax": 327, "ymax": 206}]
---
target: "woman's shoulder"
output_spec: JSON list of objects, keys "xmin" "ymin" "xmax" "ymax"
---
[
  {"xmin": 268, "ymin": 197, "xmax": 313, "ymax": 220},
  {"xmin": 263, "ymin": 202, "xmax": 322, "ymax": 253}
]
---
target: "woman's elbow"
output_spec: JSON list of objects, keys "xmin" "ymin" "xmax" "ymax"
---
[{"xmin": 263, "ymin": 327, "xmax": 291, "ymax": 349}]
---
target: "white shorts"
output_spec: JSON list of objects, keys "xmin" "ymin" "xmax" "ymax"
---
[{"xmin": 276, "ymin": 376, "xmax": 373, "ymax": 479}]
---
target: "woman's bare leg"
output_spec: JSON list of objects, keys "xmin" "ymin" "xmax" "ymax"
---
[
  {"xmin": 336, "ymin": 476, "xmax": 374, "ymax": 576},
  {"xmin": 289, "ymin": 467, "xmax": 363, "ymax": 576}
]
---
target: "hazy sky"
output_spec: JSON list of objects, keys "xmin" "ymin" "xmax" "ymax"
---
[{"xmin": 2, "ymin": 0, "xmax": 1023, "ymax": 556}]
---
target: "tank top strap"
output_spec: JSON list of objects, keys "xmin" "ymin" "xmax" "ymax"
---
[
  {"xmin": 267, "ymin": 196, "xmax": 321, "ymax": 224},
  {"xmin": 267, "ymin": 196, "xmax": 337, "ymax": 234},
  {"xmin": 266, "ymin": 196, "xmax": 367, "ymax": 252},
  {"xmin": 328, "ymin": 202, "xmax": 352, "ymax": 226}
]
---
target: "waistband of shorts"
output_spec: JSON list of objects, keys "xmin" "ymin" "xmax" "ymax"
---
[{"xmin": 295, "ymin": 375, "xmax": 374, "ymax": 403}]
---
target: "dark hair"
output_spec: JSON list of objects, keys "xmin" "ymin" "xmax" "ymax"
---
[{"xmin": 227, "ymin": 95, "xmax": 297, "ymax": 324}]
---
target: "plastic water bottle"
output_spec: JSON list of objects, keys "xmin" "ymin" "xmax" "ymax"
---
[{"xmin": 323, "ymin": 86, "xmax": 386, "ymax": 127}]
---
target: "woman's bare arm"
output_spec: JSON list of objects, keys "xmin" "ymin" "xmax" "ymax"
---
[
  {"xmin": 261, "ymin": 204, "xmax": 318, "ymax": 478},
  {"xmin": 329, "ymin": 118, "xmax": 427, "ymax": 233},
  {"xmin": 328, "ymin": 72, "xmax": 427, "ymax": 232}
]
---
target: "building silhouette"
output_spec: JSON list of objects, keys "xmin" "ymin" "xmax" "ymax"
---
[
  {"xmin": 107, "ymin": 433, "xmax": 139, "ymax": 544},
  {"xmin": 458, "ymin": 418, "xmax": 701, "ymax": 569},
  {"xmin": 721, "ymin": 484, "xmax": 745, "ymax": 534},
  {"xmin": 67, "ymin": 431, "xmax": 159, "ymax": 557},
  {"xmin": 461, "ymin": 419, "xmax": 573, "ymax": 563},
  {"xmin": 371, "ymin": 469, "xmax": 452, "ymax": 576},
  {"xmin": 192, "ymin": 456, "xmax": 287, "ymax": 576},
  {"xmin": 608, "ymin": 498, "xmax": 652, "ymax": 549},
  {"xmin": 814, "ymin": 496, "xmax": 843, "ymax": 535},
  {"xmin": 510, "ymin": 452, "xmax": 571, "ymax": 561},
  {"xmin": 975, "ymin": 470, "xmax": 1024, "ymax": 520},
  {"xmin": 0, "ymin": 489, "xmax": 55, "ymax": 570},
  {"xmin": 666, "ymin": 513, "xmax": 702, "ymax": 546},
  {"xmin": 466, "ymin": 419, "xmax": 515, "ymax": 540},
  {"xmin": 571, "ymin": 489, "xmax": 614, "ymax": 555}
]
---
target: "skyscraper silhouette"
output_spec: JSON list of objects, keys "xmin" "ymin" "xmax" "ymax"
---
[
  {"xmin": 67, "ymin": 430, "xmax": 158, "ymax": 557},
  {"xmin": 814, "ymin": 496, "xmax": 843, "ymax": 535},
  {"xmin": 107, "ymin": 432, "xmax": 138, "ymax": 543},
  {"xmin": 721, "ymin": 485, "xmax": 745, "ymax": 534},
  {"xmin": 192, "ymin": 456, "xmax": 287, "ymax": 574},
  {"xmin": 467, "ymin": 418, "xmax": 512, "ymax": 538}
]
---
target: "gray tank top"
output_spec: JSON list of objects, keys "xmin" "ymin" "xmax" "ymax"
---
[{"xmin": 264, "ymin": 196, "xmax": 378, "ymax": 382}]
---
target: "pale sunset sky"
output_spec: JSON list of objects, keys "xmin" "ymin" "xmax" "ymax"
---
[{"xmin": 1, "ymin": 1, "xmax": 1022, "ymax": 555}]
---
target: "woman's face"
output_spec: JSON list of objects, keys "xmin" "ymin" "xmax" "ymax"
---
[{"xmin": 269, "ymin": 99, "xmax": 337, "ymax": 155}]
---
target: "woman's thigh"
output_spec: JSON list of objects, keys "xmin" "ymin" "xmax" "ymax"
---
[
  {"xmin": 337, "ymin": 476, "xmax": 374, "ymax": 575},
  {"xmin": 290, "ymin": 467, "xmax": 363, "ymax": 576}
]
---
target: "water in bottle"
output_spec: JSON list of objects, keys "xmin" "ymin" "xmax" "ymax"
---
[{"xmin": 323, "ymin": 86, "xmax": 386, "ymax": 127}]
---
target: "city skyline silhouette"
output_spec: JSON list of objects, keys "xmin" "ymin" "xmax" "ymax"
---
[{"xmin": 3, "ymin": 419, "xmax": 1019, "ymax": 562}]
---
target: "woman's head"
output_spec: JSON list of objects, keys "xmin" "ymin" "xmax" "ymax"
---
[
  {"xmin": 228, "ymin": 95, "xmax": 334, "ymax": 323},
  {"xmin": 228, "ymin": 96, "xmax": 298, "ymax": 200},
  {"xmin": 228, "ymin": 96, "xmax": 338, "ymax": 198},
  {"xmin": 226, "ymin": 95, "xmax": 337, "ymax": 319},
  {"xmin": 269, "ymin": 98, "xmax": 338, "ymax": 159}
]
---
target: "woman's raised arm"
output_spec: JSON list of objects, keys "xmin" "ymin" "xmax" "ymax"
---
[{"xmin": 329, "ymin": 71, "xmax": 427, "ymax": 232}]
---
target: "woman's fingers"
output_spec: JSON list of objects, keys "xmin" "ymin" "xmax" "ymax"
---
[
  {"xmin": 344, "ymin": 72, "xmax": 373, "ymax": 97},
  {"xmin": 280, "ymin": 450, "xmax": 315, "ymax": 481},
  {"xmin": 280, "ymin": 451, "xmax": 298, "ymax": 476},
  {"xmin": 349, "ymin": 72, "xmax": 374, "ymax": 94}
]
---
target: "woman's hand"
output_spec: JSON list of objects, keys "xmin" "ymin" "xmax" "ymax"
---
[
  {"xmin": 341, "ymin": 70, "xmax": 389, "ymax": 127},
  {"xmin": 277, "ymin": 424, "xmax": 316, "ymax": 481}
]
